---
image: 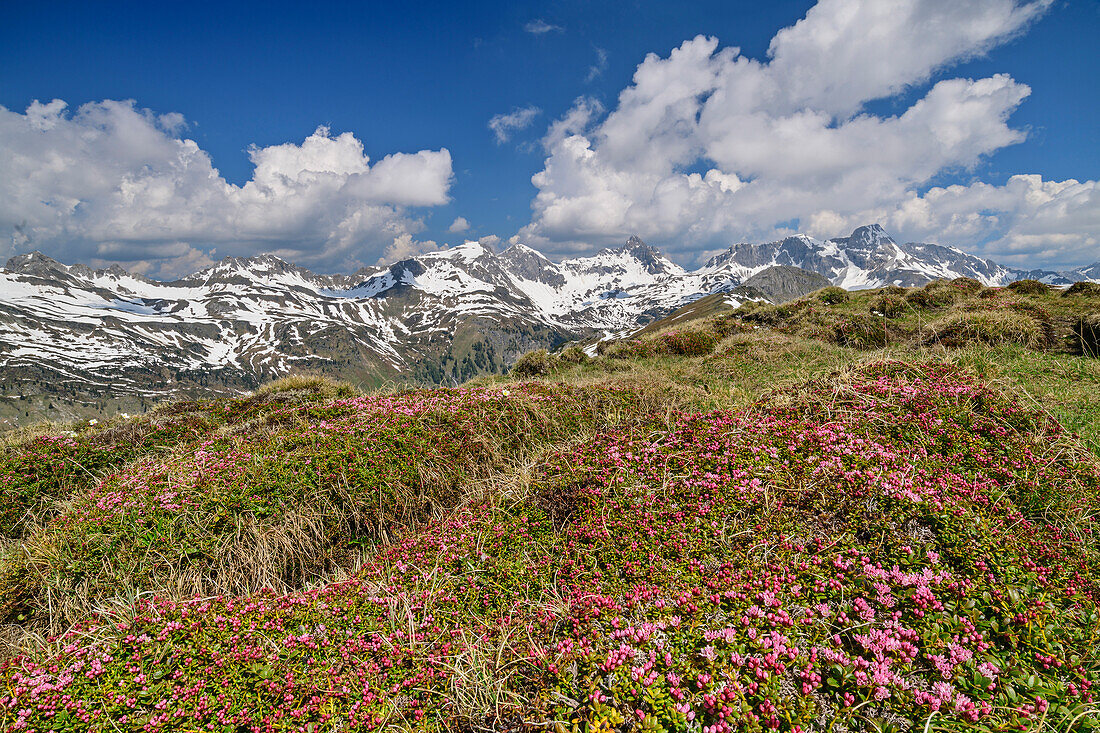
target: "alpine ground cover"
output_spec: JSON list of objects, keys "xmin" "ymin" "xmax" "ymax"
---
[
  {"xmin": 0, "ymin": 381, "xmax": 639, "ymax": 635},
  {"xmin": 2, "ymin": 359, "xmax": 1099, "ymax": 732},
  {"xmin": 732, "ymin": 278, "xmax": 1096, "ymax": 356}
]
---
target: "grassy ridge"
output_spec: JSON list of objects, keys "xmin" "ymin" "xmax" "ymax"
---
[{"xmin": 1, "ymin": 280, "xmax": 1099, "ymax": 731}]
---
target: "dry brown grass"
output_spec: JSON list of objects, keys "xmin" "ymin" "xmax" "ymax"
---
[
  {"xmin": 1077, "ymin": 314, "xmax": 1100, "ymax": 357},
  {"xmin": 0, "ymin": 383, "xmax": 650, "ymax": 641},
  {"xmin": 0, "ymin": 420, "xmax": 70, "ymax": 450},
  {"xmin": 922, "ymin": 309, "xmax": 1047, "ymax": 349},
  {"xmin": 255, "ymin": 373, "xmax": 358, "ymax": 397}
]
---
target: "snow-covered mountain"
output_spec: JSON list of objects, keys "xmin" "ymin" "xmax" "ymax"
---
[
  {"xmin": 1, "ymin": 224, "xmax": 1096, "ymax": 427},
  {"xmin": 0, "ymin": 237, "xmax": 756, "ymax": 426},
  {"xmin": 702, "ymin": 224, "xmax": 1096, "ymax": 289}
]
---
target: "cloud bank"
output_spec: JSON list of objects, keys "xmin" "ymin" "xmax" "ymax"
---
[
  {"xmin": 521, "ymin": 0, "xmax": 1098, "ymax": 269},
  {"xmin": 0, "ymin": 99, "xmax": 453, "ymax": 277}
]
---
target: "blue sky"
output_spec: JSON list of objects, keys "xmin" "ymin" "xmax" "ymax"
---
[{"xmin": 1, "ymin": 0, "xmax": 1097, "ymax": 276}]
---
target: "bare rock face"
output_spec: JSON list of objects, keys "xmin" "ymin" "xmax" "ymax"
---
[{"xmin": 741, "ymin": 266, "xmax": 831, "ymax": 303}]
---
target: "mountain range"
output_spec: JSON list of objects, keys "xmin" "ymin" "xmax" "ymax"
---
[{"xmin": 1, "ymin": 224, "xmax": 1097, "ymax": 427}]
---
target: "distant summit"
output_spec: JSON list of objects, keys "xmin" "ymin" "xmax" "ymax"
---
[{"xmin": 706, "ymin": 225, "xmax": 1098, "ymax": 289}]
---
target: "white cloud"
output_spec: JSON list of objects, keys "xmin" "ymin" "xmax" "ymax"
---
[
  {"xmin": 0, "ymin": 99, "xmax": 454, "ymax": 278},
  {"xmin": 766, "ymin": 0, "xmax": 1052, "ymax": 117},
  {"xmin": 488, "ymin": 106, "xmax": 541, "ymax": 144},
  {"xmin": 586, "ymin": 48, "xmax": 609, "ymax": 82},
  {"xmin": 90, "ymin": 244, "xmax": 216, "ymax": 278},
  {"xmin": 524, "ymin": 19, "xmax": 562, "ymax": 35},
  {"xmin": 477, "ymin": 234, "xmax": 501, "ymax": 250},
  {"xmin": 448, "ymin": 216, "xmax": 470, "ymax": 233},
  {"xmin": 807, "ymin": 175, "xmax": 1099, "ymax": 267},
  {"xmin": 377, "ymin": 233, "xmax": 443, "ymax": 265},
  {"xmin": 522, "ymin": 0, "xmax": 1096, "ymax": 269}
]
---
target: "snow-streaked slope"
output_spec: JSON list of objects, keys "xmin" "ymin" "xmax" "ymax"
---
[
  {"xmin": 2, "ymin": 225, "xmax": 1096, "ymax": 420},
  {"xmin": 700, "ymin": 224, "xmax": 1094, "ymax": 290},
  {"xmin": 0, "ymin": 238, "xmax": 756, "ymax": 409}
]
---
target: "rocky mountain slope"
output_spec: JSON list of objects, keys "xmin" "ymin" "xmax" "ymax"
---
[
  {"xmin": 704, "ymin": 223, "xmax": 1098, "ymax": 289},
  {"xmin": 739, "ymin": 265, "xmax": 831, "ymax": 303},
  {"xmin": 0, "ymin": 237, "xmax": 753, "ymax": 427},
  {"xmin": 1, "ymin": 224, "xmax": 1096, "ymax": 428}
]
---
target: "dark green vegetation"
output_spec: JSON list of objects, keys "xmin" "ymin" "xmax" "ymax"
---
[{"xmin": 2, "ymin": 280, "xmax": 1100, "ymax": 732}]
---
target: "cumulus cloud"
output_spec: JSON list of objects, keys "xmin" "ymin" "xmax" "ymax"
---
[
  {"xmin": 806, "ymin": 175, "xmax": 1100, "ymax": 267},
  {"xmin": 477, "ymin": 234, "xmax": 501, "ymax": 250},
  {"xmin": 524, "ymin": 19, "xmax": 562, "ymax": 35},
  {"xmin": 522, "ymin": 0, "xmax": 1097, "ymax": 269},
  {"xmin": 377, "ymin": 233, "xmax": 443, "ymax": 265},
  {"xmin": 488, "ymin": 106, "xmax": 541, "ymax": 144},
  {"xmin": 448, "ymin": 216, "xmax": 470, "ymax": 233},
  {"xmin": 0, "ymin": 99, "xmax": 454, "ymax": 278}
]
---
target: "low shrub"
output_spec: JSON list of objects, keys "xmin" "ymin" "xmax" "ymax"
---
[
  {"xmin": 924, "ymin": 310, "xmax": 1044, "ymax": 349},
  {"xmin": 732, "ymin": 299, "xmax": 764, "ymax": 315},
  {"xmin": 603, "ymin": 330, "xmax": 720, "ymax": 359},
  {"xmin": 950, "ymin": 276, "xmax": 984, "ymax": 293},
  {"xmin": 710, "ymin": 314, "xmax": 750, "ymax": 338},
  {"xmin": 1076, "ymin": 314, "xmax": 1100, "ymax": 357},
  {"xmin": 871, "ymin": 292, "xmax": 906, "ymax": 318},
  {"xmin": 817, "ymin": 285, "xmax": 849, "ymax": 304},
  {"xmin": 739, "ymin": 303, "xmax": 794, "ymax": 327},
  {"xmin": 510, "ymin": 349, "xmax": 555, "ymax": 377},
  {"xmin": 906, "ymin": 280, "xmax": 966, "ymax": 308},
  {"xmin": 656, "ymin": 329, "xmax": 720, "ymax": 356},
  {"xmin": 1065, "ymin": 281, "xmax": 1100, "ymax": 298},
  {"xmin": 557, "ymin": 345, "xmax": 591, "ymax": 365},
  {"xmin": 831, "ymin": 313, "xmax": 894, "ymax": 348},
  {"xmin": 1007, "ymin": 278, "xmax": 1051, "ymax": 295},
  {"xmin": 5, "ymin": 364, "xmax": 1098, "ymax": 731},
  {"xmin": 0, "ymin": 383, "xmax": 639, "ymax": 630},
  {"xmin": 1007, "ymin": 300, "xmax": 1053, "ymax": 323},
  {"xmin": 599, "ymin": 339, "xmax": 653, "ymax": 359},
  {"xmin": 978, "ymin": 287, "xmax": 1000, "ymax": 299}
]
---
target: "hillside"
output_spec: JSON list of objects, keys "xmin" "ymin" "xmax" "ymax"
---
[{"xmin": 1, "ymin": 278, "xmax": 1100, "ymax": 731}]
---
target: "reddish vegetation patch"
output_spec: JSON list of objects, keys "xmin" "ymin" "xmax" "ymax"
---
[{"xmin": 2, "ymin": 364, "xmax": 1099, "ymax": 731}]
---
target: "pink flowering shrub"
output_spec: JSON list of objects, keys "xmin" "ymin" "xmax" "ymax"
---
[
  {"xmin": 2, "ymin": 363, "xmax": 1099, "ymax": 731},
  {"xmin": 0, "ymin": 382, "xmax": 637, "ymax": 628}
]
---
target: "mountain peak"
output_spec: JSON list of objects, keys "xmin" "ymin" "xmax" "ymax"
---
[
  {"xmin": 502, "ymin": 242, "xmax": 547, "ymax": 259},
  {"xmin": 500, "ymin": 242, "xmax": 565, "ymax": 285},
  {"xmin": 5, "ymin": 251, "xmax": 65, "ymax": 272},
  {"xmin": 842, "ymin": 223, "xmax": 896, "ymax": 252},
  {"xmin": 612, "ymin": 235, "xmax": 678, "ymax": 275},
  {"xmin": 848, "ymin": 223, "xmax": 889, "ymax": 238}
]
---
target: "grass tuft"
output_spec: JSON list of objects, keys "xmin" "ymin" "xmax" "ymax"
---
[
  {"xmin": 510, "ymin": 349, "xmax": 557, "ymax": 377},
  {"xmin": 923, "ymin": 309, "xmax": 1046, "ymax": 349},
  {"xmin": 1007, "ymin": 278, "xmax": 1053, "ymax": 295},
  {"xmin": 1077, "ymin": 314, "xmax": 1100, "ymax": 357}
]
